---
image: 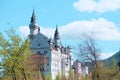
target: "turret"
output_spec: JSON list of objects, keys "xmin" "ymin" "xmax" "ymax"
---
[
  {"xmin": 54, "ymin": 26, "xmax": 61, "ymax": 48},
  {"xmin": 49, "ymin": 38, "xmax": 54, "ymax": 50},
  {"xmin": 29, "ymin": 10, "xmax": 40, "ymax": 38}
]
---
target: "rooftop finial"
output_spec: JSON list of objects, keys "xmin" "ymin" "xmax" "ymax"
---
[
  {"xmin": 30, "ymin": 9, "xmax": 36, "ymax": 23},
  {"xmin": 55, "ymin": 24, "xmax": 58, "ymax": 34}
]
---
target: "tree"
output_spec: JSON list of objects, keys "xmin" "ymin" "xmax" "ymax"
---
[
  {"xmin": 28, "ymin": 54, "xmax": 48, "ymax": 80},
  {"xmin": 78, "ymin": 34, "xmax": 101, "ymax": 80},
  {"xmin": 0, "ymin": 28, "xmax": 31, "ymax": 80},
  {"xmin": 96, "ymin": 59, "xmax": 120, "ymax": 80},
  {"xmin": 106, "ymin": 59, "xmax": 120, "ymax": 80}
]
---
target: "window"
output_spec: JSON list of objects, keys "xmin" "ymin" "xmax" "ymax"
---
[
  {"xmin": 38, "ymin": 44, "xmax": 40, "ymax": 46},
  {"xmin": 44, "ymin": 51, "xmax": 47, "ymax": 54},
  {"xmin": 37, "ymin": 51, "xmax": 41, "ymax": 54},
  {"xmin": 47, "ymin": 63, "xmax": 49, "ymax": 66},
  {"xmin": 47, "ymin": 68, "xmax": 49, "ymax": 71},
  {"xmin": 47, "ymin": 57, "xmax": 49, "ymax": 60}
]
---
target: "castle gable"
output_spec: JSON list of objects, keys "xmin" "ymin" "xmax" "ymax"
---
[{"xmin": 30, "ymin": 33, "xmax": 50, "ymax": 49}]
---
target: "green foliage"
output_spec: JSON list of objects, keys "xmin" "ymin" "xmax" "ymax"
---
[
  {"xmin": 44, "ymin": 73, "xmax": 52, "ymax": 80},
  {"xmin": 68, "ymin": 68, "xmax": 74, "ymax": 80},
  {"xmin": 55, "ymin": 73, "xmax": 61, "ymax": 80},
  {"xmin": 61, "ymin": 74, "xmax": 67, "ymax": 80},
  {"xmin": 81, "ymin": 75, "xmax": 89, "ymax": 80},
  {"xmin": 107, "ymin": 59, "xmax": 120, "ymax": 80},
  {"xmin": 102, "ymin": 51, "xmax": 120, "ymax": 67},
  {"xmin": 91, "ymin": 60, "xmax": 120, "ymax": 80},
  {"xmin": 0, "ymin": 28, "xmax": 32, "ymax": 80}
]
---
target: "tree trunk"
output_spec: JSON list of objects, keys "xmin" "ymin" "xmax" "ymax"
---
[
  {"xmin": 21, "ymin": 68, "xmax": 27, "ymax": 80},
  {"xmin": 11, "ymin": 67, "xmax": 16, "ymax": 80}
]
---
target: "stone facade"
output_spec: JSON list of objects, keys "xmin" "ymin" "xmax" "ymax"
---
[
  {"xmin": 72, "ymin": 60, "xmax": 88, "ymax": 77},
  {"xmin": 28, "ymin": 11, "xmax": 73, "ymax": 80}
]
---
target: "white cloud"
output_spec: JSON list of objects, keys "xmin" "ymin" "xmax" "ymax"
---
[
  {"xmin": 100, "ymin": 52, "xmax": 115, "ymax": 60},
  {"xmin": 18, "ymin": 18, "xmax": 120, "ymax": 41},
  {"xmin": 60, "ymin": 18, "xmax": 120, "ymax": 41},
  {"xmin": 40, "ymin": 27, "xmax": 55, "ymax": 37},
  {"xmin": 73, "ymin": 0, "xmax": 120, "ymax": 13},
  {"xmin": 18, "ymin": 26, "xmax": 29, "ymax": 36},
  {"xmin": 18, "ymin": 26, "xmax": 54, "ymax": 38}
]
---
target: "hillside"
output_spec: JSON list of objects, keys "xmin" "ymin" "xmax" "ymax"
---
[{"xmin": 102, "ymin": 51, "xmax": 120, "ymax": 66}]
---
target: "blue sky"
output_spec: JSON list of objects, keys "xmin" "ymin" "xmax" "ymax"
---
[{"xmin": 0, "ymin": 0, "xmax": 120, "ymax": 59}]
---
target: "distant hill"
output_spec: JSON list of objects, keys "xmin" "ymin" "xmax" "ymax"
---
[
  {"xmin": 102, "ymin": 51, "xmax": 120, "ymax": 66},
  {"xmin": 83, "ymin": 51, "xmax": 120, "ymax": 71}
]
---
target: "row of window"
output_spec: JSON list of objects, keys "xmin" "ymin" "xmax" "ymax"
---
[{"xmin": 37, "ymin": 51, "xmax": 48, "ymax": 54}]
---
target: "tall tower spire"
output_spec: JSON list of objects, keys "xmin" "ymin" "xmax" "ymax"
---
[
  {"xmin": 30, "ymin": 9, "xmax": 36, "ymax": 23},
  {"xmin": 54, "ymin": 25, "xmax": 60, "ymax": 39},
  {"xmin": 54, "ymin": 25, "xmax": 61, "ymax": 48},
  {"xmin": 29, "ymin": 9, "xmax": 39, "ymax": 37}
]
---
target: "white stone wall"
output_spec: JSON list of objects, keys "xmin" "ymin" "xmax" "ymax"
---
[
  {"xmin": 61, "ymin": 54, "xmax": 71, "ymax": 76},
  {"xmin": 72, "ymin": 61, "xmax": 82, "ymax": 74},
  {"xmin": 82, "ymin": 66, "xmax": 88, "ymax": 76},
  {"xmin": 51, "ymin": 49, "xmax": 61, "ymax": 80},
  {"xmin": 73, "ymin": 61, "xmax": 89, "ymax": 77}
]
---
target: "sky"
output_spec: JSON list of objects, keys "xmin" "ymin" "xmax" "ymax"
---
[{"xmin": 0, "ymin": 0, "xmax": 120, "ymax": 60}]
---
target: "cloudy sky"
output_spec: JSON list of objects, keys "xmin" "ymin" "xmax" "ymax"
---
[{"xmin": 0, "ymin": 0, "xmax": 120, "ymax": 59}]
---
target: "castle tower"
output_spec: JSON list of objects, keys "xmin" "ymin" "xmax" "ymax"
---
[
  {"xmin": 29, "ymin": 10, "xmax": 40, "ymax": 38},
  {"xmin": 28, "ymin": 11, "xmax": 75, "ymax": 80},
  {"xmin": 54, "ymin": 26, "xmax": 61, "ymax": 49}
]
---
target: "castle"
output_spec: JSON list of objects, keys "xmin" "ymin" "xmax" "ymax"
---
[
  {"xmin": 28, "ymin": 10, "xmax": 74, "ymax": 80},
  {"xmin": 28, "ymin": 10, "xmax": 88, "ymax": 80}
]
